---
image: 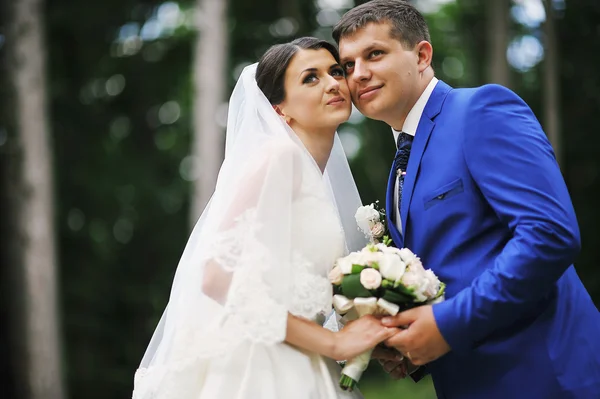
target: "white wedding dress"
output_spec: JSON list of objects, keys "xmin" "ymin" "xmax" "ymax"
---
[
  {"xmin": 133, "ymin": 143, "xmax": 364, "ymax": 399},
  {"xmin": 133, "ymin": 63, "xmax": 366, "ymax": 399}
]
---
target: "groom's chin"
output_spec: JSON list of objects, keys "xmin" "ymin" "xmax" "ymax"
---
[{"xmin": 356, "ymin": 105, "xmax": 386, "ymax": 122}]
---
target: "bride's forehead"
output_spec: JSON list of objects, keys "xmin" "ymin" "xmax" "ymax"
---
[{"xmin": 287, "ymin": 49, "xmax": 337, "ymax": 71}]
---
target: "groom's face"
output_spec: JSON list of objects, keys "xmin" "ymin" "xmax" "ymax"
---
[{"xmin": 338, "ymin": 22, "xmax": 422, "ymax": 129}]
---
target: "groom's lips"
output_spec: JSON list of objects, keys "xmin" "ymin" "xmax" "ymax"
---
[{"xmin": 358, "ymin": 85, "xmax": 383, "ymax": 100}]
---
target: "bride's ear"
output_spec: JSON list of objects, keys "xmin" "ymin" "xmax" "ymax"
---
[{"xmin": 273, "ymin": 105, "xmax": 291, "ymax": 124}]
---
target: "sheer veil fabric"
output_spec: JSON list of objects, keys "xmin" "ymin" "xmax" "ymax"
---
[{"xmin": 133, "ymin": 63, "xmax": 366, "ymax": 398}]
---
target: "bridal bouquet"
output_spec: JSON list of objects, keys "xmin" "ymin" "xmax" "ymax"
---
[{"xmin": 328, "ymin": 203, "xmax": 446, "ymax": 391}]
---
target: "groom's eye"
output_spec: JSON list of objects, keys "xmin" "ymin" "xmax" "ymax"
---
[
  {"xmin": 343, "ymin": 62, "xmax": 354, "ymax": 73},
  {"xmin": 369, "ymin": 50, "xmax": 384, "ymax": 58}
]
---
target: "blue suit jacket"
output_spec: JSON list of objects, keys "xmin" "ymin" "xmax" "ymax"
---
[{"xmin": 385, "ymin": 81, "xmax": 600, "ymax": 398}]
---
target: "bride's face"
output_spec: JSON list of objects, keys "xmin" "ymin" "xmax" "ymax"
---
[{"xmin": 277, "ymin": 49, "xmax": 351, "ymax": 132}]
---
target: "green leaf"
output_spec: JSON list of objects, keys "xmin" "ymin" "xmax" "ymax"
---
[
  {"xmin": 381, "ymin": 279, "xmax": 395, "ymax": 289},
  {"xmin": 383, "ymin": 236, "xmax": 393, "ymax": 246},
  {"xmin": 434, "ymin": 282, "xmax": 446, "ymax": 299},
  {"xmin": 351, "ymin": 264, "xmax": 365, "ymax": 274},
  {"xmin": 333, "ymin": 284, "xmax": 343, "ymax": 296},
  {"xmin": 382, "ymin": 289, "xmax": 414, "ymax": 304},
  {"xmin": 393, "ymin": 281, "xmax": 416, "ymax": 297},
  {"xmin": 341, "ymin": 274, "xmax": 373, "ymax": 298}
]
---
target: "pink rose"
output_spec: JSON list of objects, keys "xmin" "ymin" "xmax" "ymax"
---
[
  {"xmin": 400, "ymin": 270, "xmax": 422, "ymax": 288},
  {"xmin": 360, "ymin": 268, "xmax": 382, "ymax": 290},
  {"xmin": 370, "ymin": 222, "xmax": 385, "ymax": 238},
  {"xmin": 328, "ymin": 265, "xmax": 344, "ymax": 285}
]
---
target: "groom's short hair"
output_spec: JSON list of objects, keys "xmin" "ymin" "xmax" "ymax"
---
[{"xmin": 332, "ymin": 0, "xmax": 430, "ymax": 49}]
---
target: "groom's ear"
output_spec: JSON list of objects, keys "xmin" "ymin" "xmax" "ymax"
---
[{"xmin": 415, "ymin": 40, "xmax": 433, "ymax": 73}]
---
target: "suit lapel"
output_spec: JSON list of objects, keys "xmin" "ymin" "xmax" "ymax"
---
[{"xmin": 400, "ymin": 81, "xmax": 452, "ymax": 236}]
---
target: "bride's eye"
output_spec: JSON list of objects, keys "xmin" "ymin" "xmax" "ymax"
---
[
  {"xmin": 330, "ymin": 67, "xmax": 345, "ymax": 78},
  {"xmin": 302, "ymin": 73, "xmax": 318, "ymax": 84}
]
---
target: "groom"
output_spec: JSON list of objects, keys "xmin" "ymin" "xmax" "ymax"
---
[{"xmin": 334, "ymin": 1, "xmax": 600, "ymax": 398}]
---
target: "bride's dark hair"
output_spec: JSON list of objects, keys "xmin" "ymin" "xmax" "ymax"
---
[{"xmin": 256, "ymin": 37, "xmax": 341, "ymax": 105}]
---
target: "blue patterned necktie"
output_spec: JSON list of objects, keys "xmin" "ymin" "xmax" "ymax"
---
[{"xmin": 394, "ymin": 132, "xmax": 414, "ymax": 215}]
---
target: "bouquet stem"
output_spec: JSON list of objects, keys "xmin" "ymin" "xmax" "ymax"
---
[
  {"xmin": 339, "ymin": 347, "xmax": 374, "ymax": 391},
  {"xmin": 339, "ymin": 374, "xmax": 357, "ymax": 391}
]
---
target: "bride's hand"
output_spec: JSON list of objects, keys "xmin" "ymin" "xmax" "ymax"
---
[{"xmin": 331, "ymin": 315, "xmax": 398, "ymax": 361}]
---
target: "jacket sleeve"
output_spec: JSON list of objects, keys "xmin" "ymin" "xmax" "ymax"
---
[{"xmin": 432, "ymin": 84, "xmax": 580, "ymax": 353}]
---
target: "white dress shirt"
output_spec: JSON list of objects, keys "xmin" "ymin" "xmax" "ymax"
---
[{"xmin": 393, "ymin": 77, "xmax": 439, "ymax": 233}]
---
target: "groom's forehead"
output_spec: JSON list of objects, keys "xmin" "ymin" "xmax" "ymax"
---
[{"xmin": 338, "ymin": 23, "xmax": 396, "ymax": 59}]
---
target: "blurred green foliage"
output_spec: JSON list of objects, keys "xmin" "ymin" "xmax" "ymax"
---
[{"xmin": 1, "ymin": 0, "xmax": 599, "ymax": 398}]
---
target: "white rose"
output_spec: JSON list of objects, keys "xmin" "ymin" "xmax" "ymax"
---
[
  {"xmin": 370, "ymin": 222, "xmax": 385, "ymax": 238},
  {"xmin": 349, "ymin": 251, "xmax": 382, "ymax": 267},
  {"xmin": 328, "ymin": 265, "xmax": 344, "ymax": 285},
  {"xmin": 355, "ymin": 204, "xmax": 380, "ymax": 223},
  {"xmin": 360, "ymin": 268, "xmax": 382, "ymax": 290},
  {"xmin": 400, "ymin": 270, "xmax": 421, "ymax": 288},
  {"xmin": 377, "ymin": 244, "xmax": 402, "ymax": 256},
  {"xmin": 336, "ymin": 257, "xmax": 353, "ymax": 274},
  {"xmin": 407, "ymin": 258, "xmax": 425, "ymax": 273},
  {"xmin": 364, "ymin": 251, "xmax": 384, "ymax": 266},
  {"xmin": 361, "ymin": 244, "xmax": 376, "ymax": 253},
  {"xmin": 355, "ymin": 204, "xmax": 381, "ymax": 236},
  {"xmin": 378, "ymin": 254, "xmax": 406, "ymax": 282},
  {"xmin": 398, "ymin": 248, "xmax": 418, "ymax": 264},
  {"xmin": 423, "ymin": 269, "xmax": 440, "ymax": 298},
  {"xmin": 401, "ymin": 270, "xmax": 428, "ymax": 302}
]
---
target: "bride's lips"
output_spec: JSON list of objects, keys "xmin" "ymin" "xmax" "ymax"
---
[
  {"xmin": 327, "ymin": 96, "xmax": 345, "ymax": 106},
  {"xmin": 358, "ymin": 85, "xmax": 383, "ymax": 100}
]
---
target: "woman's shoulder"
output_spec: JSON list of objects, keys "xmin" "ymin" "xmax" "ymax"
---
[
  {"xmin": 262, "ymin": 137, "xmax": 304, "ymax": 157},
  {"xmin": 240, "ymin": 137, "xmax": 306, "ymax": 176}
]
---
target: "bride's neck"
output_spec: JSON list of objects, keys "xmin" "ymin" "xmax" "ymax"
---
[{"xmin": 291, "ymin": 126, "xmax": 337, "ymax": 173}]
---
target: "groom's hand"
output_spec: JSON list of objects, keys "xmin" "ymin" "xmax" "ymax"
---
[{"xmin": 381, "ymin": 305, "xmax": 451, "ymax": 366}]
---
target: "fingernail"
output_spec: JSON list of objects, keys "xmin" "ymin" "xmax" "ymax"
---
[{"xmin": 382, "ymin": 317, "xmax": 392, "ymax": 325}]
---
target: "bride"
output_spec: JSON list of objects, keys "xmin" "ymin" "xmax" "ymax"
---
[{"xmin": 132, "ymin": 37, "xmax": 398, "ymax": 399}]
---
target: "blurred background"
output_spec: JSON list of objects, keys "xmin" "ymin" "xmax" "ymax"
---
[{"xmin": 1, "ymin": 0, "xmax": 599, "ymax": 398}]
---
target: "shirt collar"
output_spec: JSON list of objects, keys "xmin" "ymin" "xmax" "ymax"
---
[{"xmin": 392, "ymin": 77, "xmax": 439, "ymax": 146}]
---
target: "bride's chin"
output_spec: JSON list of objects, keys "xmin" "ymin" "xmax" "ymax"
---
[{"xmin": 330, "ymin": 110, "xmax": 352, "ymax": 125}]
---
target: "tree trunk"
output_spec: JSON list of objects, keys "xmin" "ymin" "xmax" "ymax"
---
[
  {"xmin": 3, "ymin": 0, "xmax": 66, "ymax": 398},
  {"xmin": 542, "ymin": 0, "xmax": 562, "ymax": 167},
  {"xmin": 486, "ymin": 0, "xmax": 511, "ymax": 87},
  {"xmin": 190, "ymin": 0, "xmax": 229, "ymax": 225}
]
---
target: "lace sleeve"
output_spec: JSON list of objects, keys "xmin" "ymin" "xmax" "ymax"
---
[{"xmin": 206, "ymin": 208, "xmax": 289, "ymax": 345}]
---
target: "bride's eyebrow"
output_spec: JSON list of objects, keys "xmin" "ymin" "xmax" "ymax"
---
[
  {"xmin": 300, "ymin": 68, "xmax": 317, "ymax": 76},
  {"xmin": 300, "ymin": 64, "xmax": 341, "ymax": 76}
]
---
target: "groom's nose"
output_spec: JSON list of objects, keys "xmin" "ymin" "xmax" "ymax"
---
[{"xmin": 352, "ymin": 60, "xmax": 371, "ymax": 82}]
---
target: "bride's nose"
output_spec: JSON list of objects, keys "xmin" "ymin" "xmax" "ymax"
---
[{"xmin": 325, "ymin": 76, "xmax": 340, "ymax": 93}]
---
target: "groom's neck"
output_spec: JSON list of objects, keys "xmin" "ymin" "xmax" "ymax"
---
[{"xmin": 387, "ymin": 68, "xmax": 435, "ymax": 131}]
